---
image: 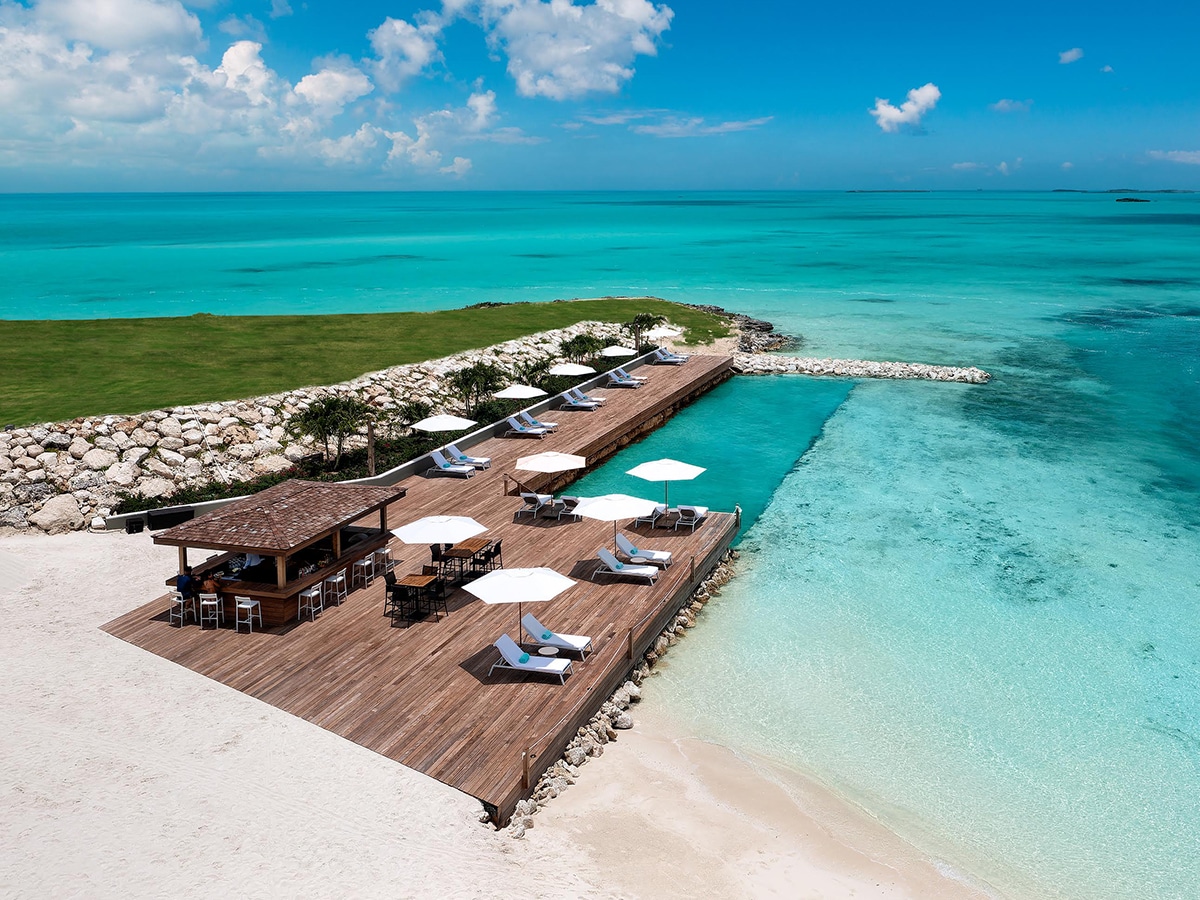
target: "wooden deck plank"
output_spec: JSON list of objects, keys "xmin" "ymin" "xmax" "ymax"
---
[{"xmin": 102, "ymin": 356, "xmax": 737, "ymax": 821}]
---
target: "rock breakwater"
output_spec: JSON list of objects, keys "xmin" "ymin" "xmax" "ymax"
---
[
  {"xmin": 0, "ymin": 321, "xmax": 624, "ymax": 534},
  {"xmin": 502, "ymin": 550, "xmax": 738, "ymax": 835},
  {"xmin": 733, "ymin": 353, "xmax": 991, "ymax": 383}
]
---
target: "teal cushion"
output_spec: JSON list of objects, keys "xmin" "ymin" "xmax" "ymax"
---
[
  {"xmin": 518, "ymin": 652, "xmax": 530, "ymax": 664},
  {"xmin": 632, "ymin": 547, "xmax": 640, "ymax": 555},
  {"xmin": 542, "ymin": 630, "xmax": 553, "ymax": 640},
  {"xmin": 615, "ymin": 561, "xmax": 624, "ymax": 569},
  {"xmin": 441, "ymin": 463, "xmax": 450, "ymax": 468}
]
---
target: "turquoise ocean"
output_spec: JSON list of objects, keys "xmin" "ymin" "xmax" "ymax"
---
[{"xmin": 4, "ymin": 192, "xmax": 1198, "ymax": 898}]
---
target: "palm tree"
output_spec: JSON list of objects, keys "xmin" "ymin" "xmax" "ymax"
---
[
  {"xmin": 446, "ymin": 362, "xmax": 507, "ymax": 415},
  {"xmin": 286, "ymin": 395, "xmax": 373, "ymax": 470},
  {"xmin": 623, "ymin": 312, "xmax": 666, "ymax": 351}
]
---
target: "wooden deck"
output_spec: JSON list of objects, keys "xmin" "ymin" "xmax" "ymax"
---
[{"xmin": 102, "ymin": 356, "xmax": 737, "ymax": 822}]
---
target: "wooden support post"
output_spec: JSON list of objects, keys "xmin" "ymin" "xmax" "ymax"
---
[
  {"xmin": 178, "ymin": 546, "xmax": 187, "ymax": 573},
  {"xmin": 690, "ymin": 556, "xmax": 696, "ymax": 586},
  {"xmin": 380, "ymin": 507, "xmax": 387, "ymax": 532},
  {"xmin": 521, "ymin": 748, "xmax": 537, "ymax": 790},
  {"xmin": 627, "ymin": 628, "xmax": 635, "ymax": 660},
  {"xmin": 332, "ymin": 529, "xmax": 342, "ymax": 560},
  {"xmin": 276, "ymin": 555, "xmax": 287, "ymax": 588}
]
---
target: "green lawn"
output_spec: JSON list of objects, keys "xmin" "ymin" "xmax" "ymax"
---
[{"xmin": 0, "ymin": 298, "xmax": 728, "ymax": 426}]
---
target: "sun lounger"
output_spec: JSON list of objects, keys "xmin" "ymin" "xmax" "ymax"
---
[
  {"xmin": 429, "ymin": 449, "xmax": 475, "ymax": 478},
  {"xmin": 594, "ymin": 547, "xmax": 659, "ymax": 583},
  {"xmin": 445, "ymin": 443, "xmax": 491, "ymax": 469},
  {"xmin": 569, "ymin": 387, "xmax": 606, "ymax": 405},
  {"xmin": 614, "ymin": 366, "xmax": 647, "ymax": 382},
  {"xmin": 652, "ymin": 348, "xmax": 688, "ymax": 364},
  {"xmin": 506, "ymin": 416, "xmax": 549, "ymax": 438},
  {"xmin": 519, "ymin": 410, "xmax": 558, "ymax": 431},
  {"xmin": 607, "ymin": 372, "xmax": 643, "ymax": 388},
  {"xmin": 633, "ymin": 503, "xmax": 668, "ymax": 528},
  {"xmin": 559, "ymin": 392, "xmax": 599, "ymax": 411},
  {"xmin": 489, "ymin": 634, "xmax": 573, "ymax": 683},
  {"xmin": 674, "ymin": 505, "xmax": 709, "ymax": 531},
  {"xmin": 517, "ymin": 492, "xmax": 553, "ymax": 517},
  {"xmin": 616, "ymin": 532, "xmax": 672, "ymax": 568},
  {"xmin": 522, "ymin": 612, "xmax": 592, "ymax": 657},
  {"xmin": 548, "ymin": 495, "xmax": 582, "ymax": 520}
]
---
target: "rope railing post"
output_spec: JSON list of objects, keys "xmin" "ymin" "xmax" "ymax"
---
[
  {"xmin": 690, "ymin": 556, "xmax": 696, "ymax": 586},
  {"xmin": 627, "ymin": 628, "xmax": 635, "ymax": 660},
  {"xmin": 522, "ymin": 748, "xmax": 536, "ymax": 790}
]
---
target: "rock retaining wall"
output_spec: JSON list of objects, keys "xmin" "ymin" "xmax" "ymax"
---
[
  {"xmin": 501, "ymin": 550, "xmax": 738, "ymax": 837},
  {"xmin": 733, "ymin": 353, "xmax": 991, "ymax": 383},
  {"xmin": 0, "ymin": 321, "xmax": 624, "ymax": 534}
]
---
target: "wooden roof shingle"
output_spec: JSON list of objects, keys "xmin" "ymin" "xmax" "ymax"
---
[{"xmin": 152, "ymin": 479, "xmax": 406, "ymax": 555}]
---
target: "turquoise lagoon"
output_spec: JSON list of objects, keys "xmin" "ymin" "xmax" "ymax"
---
[{"xmin": 4, "ymin": 192, "xmax": 1198, "ymax": 898}]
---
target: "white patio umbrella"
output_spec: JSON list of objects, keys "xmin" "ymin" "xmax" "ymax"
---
[
  {"xmin": 548, "ymin": 362, "xmax": 596, "ymax": 376},
  {"xmin": 464, "ymin": 567, "xmax": 576, "ymax": 636},
  {"xmin": 646, "ymin": 325, "xmax": 683, "ymax": 340},
  {"xmin": 626, "ymin": 458, "xmax": 707, "ymax": 506},
  {"xmin": 573, "ymin": 493, "xmax": 661, "ymax": 549},
  {"xmin": 599, "ymin": 345, "xmax": 637, "ymax": 357},
  {"xmin": 494, "ymin": 384, "xmax": 548, "ymax": 400},
  {"xmin": 412, "ymin": 414, "xmax": 478, "ymax": 433},
  {"xmin": 516, "ymin": 451, "xmax": 587, "ymax": 474},
  {"xmin": 391, "ymin": 514, "xmax": 486, "ymax": 545}
]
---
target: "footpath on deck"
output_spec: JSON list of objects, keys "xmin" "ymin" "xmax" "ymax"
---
[{"xmin": 103, "ymin": 356, "xmax": 738, "ymax": 821}]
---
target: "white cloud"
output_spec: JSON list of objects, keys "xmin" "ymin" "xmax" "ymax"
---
[
  {"xmin": 578, "ymin": 111, "xmax": 651, "ymax": 125},
  {"xmin": 314, "ymin": 122, "xmax": 380, "ymax": 165},
  {"xmin": 952, "ymin": 161, "xmax": 984, "ymax": 170},
  {"xmin": 368, "ymin": 16, "xmax": 442, "ymax": 91},
  {"xmin": 632, "ymin": 115, "xmax": 773, "ymax": 138},
  {"xmin": 465, "ymin": 89, "xmax": 497, "ymax": 131},
  {"xmin": 1059, "ymin": 47, "xmax": 1083, "ymax": 64},
  {"xmin": 219, "ymin": 14, "xmax": 267, "ymax": 43},
  {"xmin": 294, "ymin": 64, "xmax": 374, "ymax": 117},
  {"xmin": 869, "ymin": 82, "xmax": 940, "ymax": 133},
  {"xmin": 476, "ymin": 0, "xmax": 674, "ymax": 100},
  {"xmin": 39, "ymin": 0, "xmax": 202, "ymax": 52},
  {"xmin": 990, "ymin": 98, "xmax": 1031, "ymax": 113},
  {"xmin": 997, "ymin": 157, "xmax": 1021, "ymax": 176},
  {"xmin": 1101, "ymin": 64, "xmax": 1113, "ymax": 73},
  {"xmin": 440, "ymin": 156, "xmax": 471, "ymax": 176},
  {"xmin": 269, "ymin": 0, "xmax": 292, "ymax": 18},
  {"xmin": 1061, "ymin": 161, "xmax": 1074, "ymax": 170},
  {"xmin": 1148, "ymin": 150, "xmax": 1200, "ymax": 165},
  {"xmin": 997, "ymin": 161, "xmax": 1010, "ymax": 176}
]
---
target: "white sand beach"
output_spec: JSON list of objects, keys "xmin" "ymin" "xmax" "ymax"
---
[{"xmin": 1, "ymin": 529, "xmax": 994, "ymax": 898}]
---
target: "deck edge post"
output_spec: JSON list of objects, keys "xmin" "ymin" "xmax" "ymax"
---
[
  {"xmin": 627, "ymin": 628, "xmax": 634, "ymax": 660},
  {"xmin": 690, "ymin": 556, "xmax": 696, "ymax": 586},
  {"xmin": 522, "ymin": 748, "xmax": 536, "ymax": 790}
]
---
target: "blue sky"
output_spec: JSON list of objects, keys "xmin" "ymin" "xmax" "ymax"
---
[{"xmin": 0, "ymin": 0, "xmax": 1196, "ymax": 190}]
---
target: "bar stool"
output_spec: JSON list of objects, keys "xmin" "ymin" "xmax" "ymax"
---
[
  {"xmin": 298, "ymin": 585, "xmax": 323, "ymax": 622},
  {"xmin": 323, "ymin": 568, "xmax": 348, "ymax": 606},
  {"xmin": 168, "ymin": 591, "xmax": 195, "ymax": 627},
  {"xmin": 234, "ymin": 595, "xmax": 262, "ymax": 633},
  {"xmin": 198, "ymin": 592, "xmax": 224, "ymax": 629},
  {"xmin": 351, "ymin": 556, "xmax": 375, "ymax": 590},
  {"xmin": 373, "ymin": 546, "xmax": 393, "ymax": 577}
]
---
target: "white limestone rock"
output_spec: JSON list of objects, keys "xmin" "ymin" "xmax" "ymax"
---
[
  {"xmin": 138, "ymin": 477, "xmax": 176, "ymax": 499},
  {"xmin": 144, "ymin": 457, "xmax": 176, "ymax": 478},
  {"xmin": 157, "ymin": 448, "xmax": 186, "ymax": 468},
  {"xmin": 28, "ymin": 494, "xmax": 84, "ymax": 534},
  {"xmin": 253, "ymin": 454, "xmax": 294, "ymax": 475},
  {"xmin": 157, "ymin": 417, "xmax": 182, "ymax": 438},
  {"xmin": 156, "ymin": 437, "xmax": 186, "ymax": 451},
  {"xmin": 105, "ymin": 462, "xmax": 141, "ymax": 487},
  {"xmin": 81, "ymin": 448, "xmax": 118, "ymax": 470},
  {"xmin": 123, "ymin": 446, "xmax": 151, "ymax": 465}
]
